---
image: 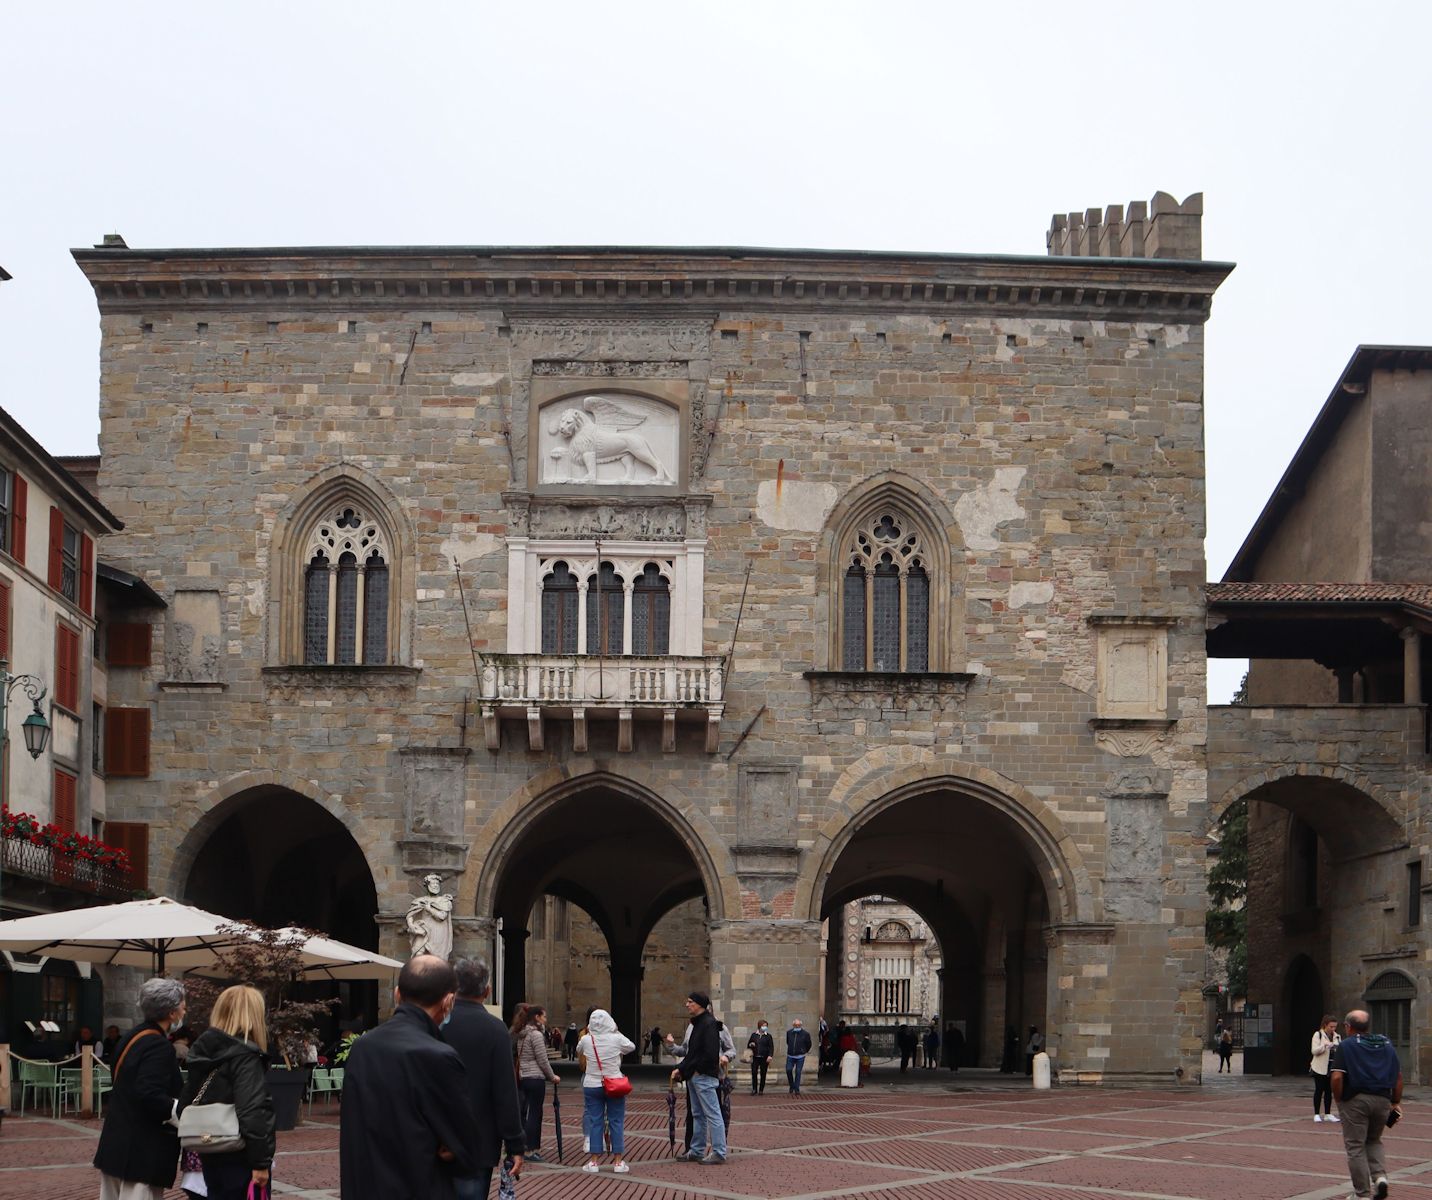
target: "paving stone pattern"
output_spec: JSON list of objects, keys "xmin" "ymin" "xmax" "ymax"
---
[{"xmin": 5, "ymin": 1075, "xmax": 1429, "ymax": 1200}]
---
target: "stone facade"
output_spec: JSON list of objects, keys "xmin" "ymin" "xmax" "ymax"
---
[{"xmin": 77, "ymin": 199, "xmax": 1228, "ymax": 1082}]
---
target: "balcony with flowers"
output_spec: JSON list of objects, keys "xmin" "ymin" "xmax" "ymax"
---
[{"xmin": 1, "ymin": 808, "xmax": 136, "ymax": 900}]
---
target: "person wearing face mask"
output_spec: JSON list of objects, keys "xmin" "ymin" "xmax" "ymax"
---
[
  {"xmin": 340, "ymin": 955, "xmax": 486, "ymax": 1200},
  {"xmin": 745, "ymin": 1021, "xmax": 774, "ymax": 1095}
]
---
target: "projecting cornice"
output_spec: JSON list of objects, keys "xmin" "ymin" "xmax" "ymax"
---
[{"xmin": 71, "ymin": 244, "xmax": 1234, "ymax": 322}]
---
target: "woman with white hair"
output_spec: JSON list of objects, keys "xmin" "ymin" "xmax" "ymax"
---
[{"xmin": 93, "ymin": 977, "xmax": 187, "ymax": 1200}]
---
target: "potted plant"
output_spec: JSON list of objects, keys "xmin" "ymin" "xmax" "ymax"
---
[{"xmin": 185, "ymin": 923, "xmax": 336, "ymax": 1130}]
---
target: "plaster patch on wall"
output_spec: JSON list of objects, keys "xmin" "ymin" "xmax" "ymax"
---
[
  {"xmin": 755, "ymin": 479, "xmax": 838, "ymax": 532},
  {"xmin": 244, "ymin": 580, "xmax": 265, "ymax": 618},
  {"xmin": 994, "ymin": 319, "xmax": 1067, "ymax": 362},
  {"xmin": 450, "ymin": 371, "xmax": 505, "ymax": 388},
  {"xmin": 1164, "ymin": 325, "xmax": 1190, "ymax": 349},
  {"xmin": 440, "ymin": 528, "xmax": 500, "ymax": 568},
  {"xmin": 1009, "ymin": 581, "xmax": 1054, "ymax": 609},
  {"xmin": 954, "ymin": 466, "xmax": 1026, "ymax": 550}
]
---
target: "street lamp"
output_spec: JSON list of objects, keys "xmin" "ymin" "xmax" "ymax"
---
[{"xmin": 2, "ymin": 666, "xmax": 51, "ymax": 763}]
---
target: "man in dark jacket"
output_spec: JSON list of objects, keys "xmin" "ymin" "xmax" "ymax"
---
[
  {"xmin": 746, "ymin": 1020, "xmax": 774, "ymax": 1094},
  {"xmin": 443, "ymin": 958, "xmax": 525, "ymax": 1199},
  {"xmin": 93, "ymin": 976, "xmax": 187, "ymax": 1200},
  {"xmin": 785, "ymin": 1018, "xmax": 813, "ymax": 1094},
  {"xmin": 340, "ymin": 955, "xmax": 483, "ymax": 1200},
  {"xmin": 1331, "ymin": 1009, "xmax": 1403, "ymax": 1200},
  {"xmin": 671, "ymin": 991, "xmax": 726, "ymax": 1165}
]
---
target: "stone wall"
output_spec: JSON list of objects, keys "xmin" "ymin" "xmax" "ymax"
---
[{"xmin": 79, "ymin": 242, "xmax": 1227, "ymax": 1082}]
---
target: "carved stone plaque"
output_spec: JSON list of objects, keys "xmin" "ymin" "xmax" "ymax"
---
[
  {"xmin": 168, "ymin": 591, "xmax": 222, "ymax": 683},
  {"xmin": 1103, "ymin": 794, "xmax": 1163, "ymax": 922},
  {"xmin": 738, "ymin": 765, "xmax": 797, "ymax": 849},
  {"xmin": 537, "ymin": 392, "xmax": 679, "ymax": 486},
  {"xmin": 399, "ymin": 747, "xmax": 470, "ymax": 841}
]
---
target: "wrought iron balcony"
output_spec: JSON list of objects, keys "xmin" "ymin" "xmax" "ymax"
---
[
  {"xmin": 478, "ymin": 654, "xmax": 725, "ymax": 753},
  {"xmin": 1, "ymin": 837, "xmax": 135, "ymax": 901}
]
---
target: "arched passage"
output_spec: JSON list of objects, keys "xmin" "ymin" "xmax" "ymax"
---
[
  {"xmin": 815, "ymin": 781, "xmax": 1069, "ymax": 1069},
  {"xmin": 1226, "ymin": 771, "xmax": 1406, "ymax": 1076},
  {"xmin": 183, "ymin": 785, "xmax": 381, "ymax": 1037},
  {"xmin": 483, "ymin": 775, "xmax": 718, "ymax": 1044}
]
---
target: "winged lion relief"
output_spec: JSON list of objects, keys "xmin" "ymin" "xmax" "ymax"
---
[{"xmin": 541, "ymin": 393, "xmax": 678, "ymax": 486}]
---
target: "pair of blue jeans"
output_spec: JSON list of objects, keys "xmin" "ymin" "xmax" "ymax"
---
[
  {"xmin": 582, "ymin": 1085, "xmax": 626, "ymax": 1155},
  {"xmin": 454, "ymin": 1169, "xmax": 493, "ymax": 1200},
  {"xmin": 786, "ymin": 1053, "xmax": 806, "ymax": 1092},
  {"xmin": 689, "ymin": 1074, "xmax": 726, "ymax": 1160}
]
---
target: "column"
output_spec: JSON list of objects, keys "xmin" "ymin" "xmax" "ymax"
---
[
  {"xmin": 1402, "ymin": 628, "xmax": 1422, "ymax": 704},
  {"xmin": 709, "ymin": 920, "xmax": 824, "ymax": 1038},
  {"xmin": 501, "ymin": 926, "xmax": 530, "ymax": 1021},
  {"xmin": 607, "ymin": 945, "xmax": 644, "ymax": 1055}
]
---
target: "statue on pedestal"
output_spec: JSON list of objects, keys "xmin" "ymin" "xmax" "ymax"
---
[{"xmin": 404, "ymin": 873, "xmax": 454, "ymax": 960}]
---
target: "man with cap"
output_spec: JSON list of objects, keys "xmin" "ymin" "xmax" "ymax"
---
[{"xmin": 670, "ymin": 991, "xmax": 727, "ymax": 1165}]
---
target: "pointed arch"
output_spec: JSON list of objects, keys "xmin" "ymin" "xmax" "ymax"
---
[
  {"xmin": 268, "ymin": 465, "xmax": 414, "ymax": 666},
  {"xmin": 818, "ymin": 471, "xmax": 964, "ymax": 672}
]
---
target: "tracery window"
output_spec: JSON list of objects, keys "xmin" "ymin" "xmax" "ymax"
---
[
  {"xmin": 538, "ymin": 558, "xmax": 672, "ymax": 656},
  {"xmin": 839, "ymin": 510, "xmax": 931, "ymax": 671},
  {"xmin": 302, "ymin": 506, "xmax": 392, "ymax": 664}
]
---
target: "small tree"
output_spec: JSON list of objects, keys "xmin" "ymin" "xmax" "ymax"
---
[
  {"xmin": 1206, "ymin": 798, "xmax": 1248, "ymax": 997},
  {"xmin": 184, "ymin": 923, "xmax": 336, "ymax": 1067}
]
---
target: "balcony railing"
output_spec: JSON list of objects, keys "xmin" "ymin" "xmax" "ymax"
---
[
  {"xmin": 478, "ymin": 654, "xmax": 725, "ymax": 753},
  {"xmin": 2, "ymin": 837, "xmax": 135, "ymax": 900}
]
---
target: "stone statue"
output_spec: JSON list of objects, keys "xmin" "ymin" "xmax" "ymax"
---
[
  {"xmin": 404, "ymin": 873, "xmax": 454, "ymax": 960},
  {"xmin": 546, "ymin": 395, "xmax": 675, "ymax": 484}
]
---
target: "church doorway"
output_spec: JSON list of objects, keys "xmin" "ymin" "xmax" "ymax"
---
[
  {"xmin": 485, "ymin": 776, "xmax": 716, "ymax": 1050},
  {"xmin": 182, "ymin": 785, "xmax": 381, "ymax": 1038},
  {"xmin": 817, "ymin": 782, "xmax": 1060, "ymax": 1069}
]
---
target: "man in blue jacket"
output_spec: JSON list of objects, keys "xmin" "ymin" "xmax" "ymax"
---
[
  {"xmin": 785, "ymin": 1018, "xmax": 813, "ymax": 1094},
  {"xmin": 341, "ymin": 956, "xmax": 483, "ymax": 1200},
  {"xmin": 1330, "ymin": 1009, "xmax": 1404, "ymax": 1200}
]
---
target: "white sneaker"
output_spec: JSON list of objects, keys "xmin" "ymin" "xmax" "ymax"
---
[
  {"xmin": 1314, "ymin": 1114, "xmax": 1323, "ymax": 1122},
  {"xmin": 614, "ymin": 1162, "xmax": 630, "ymax": 1174},
  {"xmin": 582, "ymin": 1162, "xmax": 599, "ymax": 1173},
  {"xmin": 1326, "ymin": 1113, "xmax": 1341, "ymax": 1122}
]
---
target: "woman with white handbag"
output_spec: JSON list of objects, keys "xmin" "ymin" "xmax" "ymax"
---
[{"xmin": 178, "ymin": 986, "xmax": 276, "ymax": 1200}]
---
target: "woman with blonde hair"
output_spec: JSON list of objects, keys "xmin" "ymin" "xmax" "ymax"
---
[{"xmin": 179, "ymin": 985, "xmax": 276, "ymax": 1200}]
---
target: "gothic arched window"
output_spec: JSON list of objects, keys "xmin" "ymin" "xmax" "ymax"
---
[
  {"xmin": 839, "ymin": 510, "xmax": 933, "ymax": 672},
  {"xmin": 631, "ymin": 563, "xmax": 671, "ymax": 655},
  {"xmin": 302, "ymin": 505, "xmax": 393, "ymax": 665},
  {"xmin": 537, "ymin": 557, "xmax": 674, "ymax": 656},
  {"xmin": 541, "ymin": 562, "xmax": 579, "ymax": 654},
  {"xmin": 585, "ymin": 561, "xmax": 625, "ymax": 655}
]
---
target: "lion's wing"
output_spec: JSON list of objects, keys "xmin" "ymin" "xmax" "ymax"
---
[{"xmin": 583, "ymin": 395, "xmax": 647, "ymax": 430}]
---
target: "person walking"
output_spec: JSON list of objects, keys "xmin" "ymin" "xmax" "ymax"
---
[
  {"xmin": 648, "ymin": 1026, "xmax": 663, "ymax": 1064},
  {"xmin": 746, "ymin": 1020, "xmax": 774, "ymax": 1095},
  {"xmin": 1024, "ymin": 1026, "xmax": 1043, "ymax": 1076},
  {"xmin": 444, "ymin": 959, "xmax": 526, "ymax": 1198},
  {"xmin": 1000, "ymin": 1026, "xmax": 1019, "ymax": 1073},
  {"xmin": 577, "ymin": 1008, "xmax": 636, "ymax": 1174},
  {"xmin": 922, "ymin": 1021, "xmax": 940, "ymax": 1069},
  {"xmin": 1218, "ymin": 1027, "xmax": 1235, "ymax": 1072},
  {"xmin": 1311, "ymin": 1014, "xmax": 1341, "ymax": 1122},
  {"xmin": 945, "ymin": 1023, "xmax": 965, "ymax": 1072},
  {"xmin": 784, "ymin": 1018, "xmax": 813, "ymax": 1095},
  {"xmin": 93, "ymin": 977, "xmax": 188, "ymax": 1200},
  {"xmin": 179, "ymin": 985, "xmax": 276, "ymax": 1200},
  {"xmin": 564, "ymin": 1023, "xmax": 579, "ymax": 1060},
  {"xmin": 1330, "ymin": 1008, "xmax": 1403, "ymax": 1200},
  {"xmin": 671, "ymin": 992, "xmax": 727, "ymax": 1165},
  {"xmin": 340, "ymin": 955, "xmax": 485, "ymax": 1200},
  {"xmin": 510, "ymin": 1002, "xmax": 559, "ymax": 1164}
]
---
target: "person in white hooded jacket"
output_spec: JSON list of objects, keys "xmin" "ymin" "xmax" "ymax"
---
[{"xmin": 575, "ymin": 1009, "xmax": 636, "ymax": 1174}]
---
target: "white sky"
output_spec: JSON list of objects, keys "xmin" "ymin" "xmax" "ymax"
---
[{"xmin": 3, "ymin": 2, "xmax": 1429, "ymax": 703}]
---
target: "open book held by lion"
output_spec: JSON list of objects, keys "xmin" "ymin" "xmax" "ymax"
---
[{"xmin": 546, "ymin": 395, "xmax": 675, "ymax": 484}]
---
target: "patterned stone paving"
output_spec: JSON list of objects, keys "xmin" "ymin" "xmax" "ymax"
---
[{"xmin": 2, "ymin": 1071, "xmax": 1428, "ymax": 1199}]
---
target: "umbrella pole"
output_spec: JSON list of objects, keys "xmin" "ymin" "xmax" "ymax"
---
[{"xmin": 552, "ymin": 1085, "xmax": 563, "ymax": 1161}]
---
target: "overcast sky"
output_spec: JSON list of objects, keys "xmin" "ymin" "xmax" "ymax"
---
[{"xmin": 3, "ymin": 2, "xmax": 1429, "ymax": 702}]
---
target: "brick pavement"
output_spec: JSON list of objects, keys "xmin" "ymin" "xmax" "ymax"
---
[{"xmin": 3, "ymin": 1070, "xmax": 1428, "ymax": 1200}]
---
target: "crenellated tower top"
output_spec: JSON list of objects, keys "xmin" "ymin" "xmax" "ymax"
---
[{"xmin": 1047, "ymin": 191, "xmax": 1203, "ymax": 260}]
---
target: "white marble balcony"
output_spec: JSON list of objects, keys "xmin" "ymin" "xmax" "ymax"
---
[{"xmin": 478, "ymin": 654, "xmax": 725, "ymax": 753}]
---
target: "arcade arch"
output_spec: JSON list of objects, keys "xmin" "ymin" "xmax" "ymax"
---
[
  {"xmin": 814, "ymin": 778, "xmax": 1073, "ymax": 1068},
  {"xmin": 479, "ymin": 774, "xmax": 722, "ymax": 1041}
]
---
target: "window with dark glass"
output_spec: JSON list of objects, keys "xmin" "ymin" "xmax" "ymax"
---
[
  {"xmin": 631, "ymin": 563, "xmax": 670, "ymax": 655},
  {"xmin": 0, "ymin": 468, "xmax": 10, "ymax": 556},
  {"xmin": 304, "ymin": 554, "xmax": 330, "ymax": 664},
  {"xmin": 838, "ymin": 511, "xmax": 934, "ymax": 672},
  {"xmin": 585, "ymin": 561, "xmax": 624, "ymax": 655},
  {"xmin": 541, "ymin": 562, "xmax": 579, "ymax": 654},
  {"xmin": 61, "ymin": 523, "xmax": 80, "ymax": 603}
]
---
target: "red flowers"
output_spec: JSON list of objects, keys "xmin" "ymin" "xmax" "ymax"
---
[{"xmin": 1, "ymin": 806, "xmax": 132, "ymax": 874}]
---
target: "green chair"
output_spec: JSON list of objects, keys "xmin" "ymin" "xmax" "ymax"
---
[
  {"xmin": 306, "ymin": 1067, "xmax": 335, "ymax": 1114},
  {"xmin": 15, "ymin": 1058, "xmax": 62, "ymax": 1117}
]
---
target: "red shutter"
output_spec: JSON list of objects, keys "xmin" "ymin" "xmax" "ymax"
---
[
  {"xmin": 55, "ymin": 624, "xmax": 80, "ymax": 711},
  {"xmin": 108, "ymin": 623, "xmax": 153, "ymax": 668},
  {"xmin": 0, "ymin": 577, "xmax": 10, "ymax": 662},
  {"xmin": 105, "ymin": 708, "xmax": 150, "ymax": 777},
  {"xmin": 48, "ymin": 507, "xmax": 64, "ymax": 590},
  {"xmin": 103, "ymin": 821, "xmax": 149, "ymax": 890},
  {"xmin": 11, "ymin": 474, "xmax": 26, "ymax": 565},
  {"xmin": 52, "ymin": 768, "xmax": 77, "ymax": 831},
  {"xmin": 80, "ymin": 534, "xmax": 94, "ymax": 616}
]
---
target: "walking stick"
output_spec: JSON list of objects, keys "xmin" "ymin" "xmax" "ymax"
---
[{"xmin": 551, "ymin": 1085, "xmax": 564, "ymax": 1162}]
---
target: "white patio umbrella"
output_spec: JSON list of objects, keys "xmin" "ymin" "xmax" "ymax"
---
[
  {"xmin": 0, "ymin": 896, "xmax": 401, "ymax": 978},
  {"xmin": 185, "ymin": 928, "xmax": 404, "ymax": 982}
]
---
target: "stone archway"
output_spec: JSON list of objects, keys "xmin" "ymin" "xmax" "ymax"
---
[{"xmin": 474, "ymin": 770, "xmax": 724, "ymax": 1042}]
